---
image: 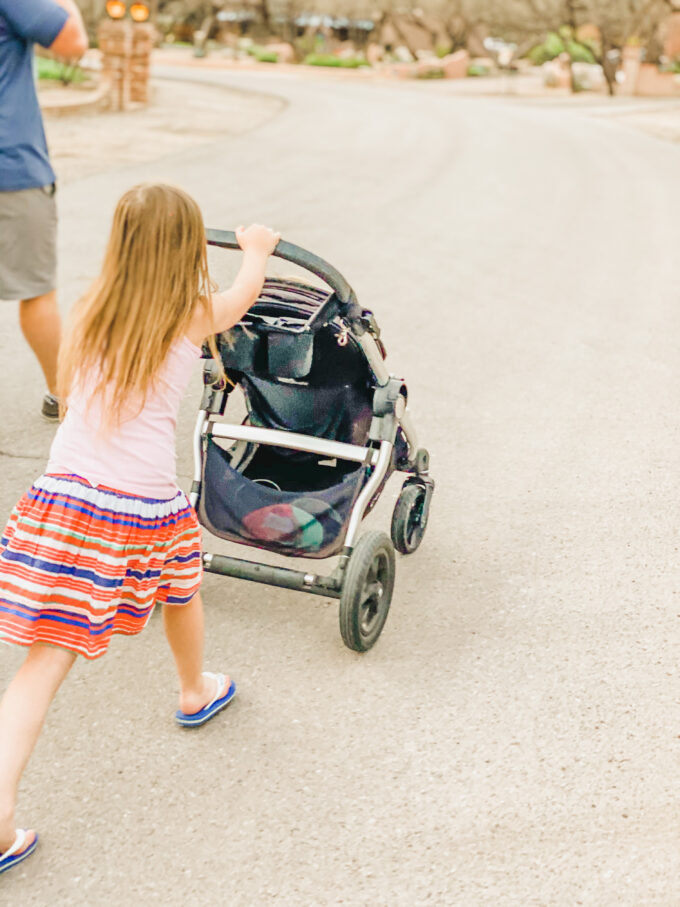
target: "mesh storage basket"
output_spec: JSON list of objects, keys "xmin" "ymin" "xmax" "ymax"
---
[{"xmin": 199, "ymin": 438, "xmax": 365, "ymax": 559}]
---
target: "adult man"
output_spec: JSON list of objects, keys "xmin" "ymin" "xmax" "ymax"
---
[{"xmin": 0, "ymin": 0, "xmax": 88, "ymax": 419}]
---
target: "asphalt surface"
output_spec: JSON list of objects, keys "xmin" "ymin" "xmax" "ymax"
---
[{"xmin": 1, "ymin": 68, "xmax": 679, "ymax": 905}]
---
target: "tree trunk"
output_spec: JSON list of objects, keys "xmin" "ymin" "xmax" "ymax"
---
[
  {"xmin": 386, "ymin": 14, "xmax": 421, "ymax": 60},
  {"xmin": 254, "ymin": 0, "xmax": 270, "ymax": 30},
  {"xmin": 600, "ymin": 40, "xmax": 618, "ymax": 96},
  {"xmin": 443, "ymin": 17, "xmax": 469, "ymax": 54}
]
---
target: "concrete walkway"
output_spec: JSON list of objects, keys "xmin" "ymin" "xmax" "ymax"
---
[{"xmin": 41, "ymin": 78, "xmax": 284, "ymax": 184}]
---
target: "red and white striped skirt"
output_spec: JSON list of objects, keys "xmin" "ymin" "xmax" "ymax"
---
[{"xmin": 0, "ymin": 474, "xmax": 202, "ymax": 660}]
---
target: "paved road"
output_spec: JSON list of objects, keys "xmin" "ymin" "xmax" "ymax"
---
[{"xmin": 1, "ymin": 68, "xmax": 679, "ymax": 905}]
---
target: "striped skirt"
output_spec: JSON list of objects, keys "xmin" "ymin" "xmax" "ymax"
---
[{"xmin": 0, "ymin": 474, "xmax": 202, "ymax": 660}]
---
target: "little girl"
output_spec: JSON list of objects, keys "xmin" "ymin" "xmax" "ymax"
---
[{"xmin": 0, "ymin": 183, "xmax": 280, "ymax": 875}]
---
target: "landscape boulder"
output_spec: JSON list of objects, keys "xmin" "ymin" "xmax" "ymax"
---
[
  {"xmin": 416, "ymin": 58, "xmax": 443, "ymax": 78},
  {"xmin": 366, "ymin": 42, "xmax": 383, "ymax": 65},
  {"xmin": 265, "ymin": 42, "xmax": 295, "ymax": 63},
  {"xmin": 441, "ymin": 49, "xmax": 469, "ymax": 79}
]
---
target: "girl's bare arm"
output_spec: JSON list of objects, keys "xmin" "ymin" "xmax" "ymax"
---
[{"xmin": 187, "ymin": 225, "xmax": 280, "ymax": 345}]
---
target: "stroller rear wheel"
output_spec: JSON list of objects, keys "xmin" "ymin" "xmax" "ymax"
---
[
  {"xmin": 391, "ymin": 481, "xmax": 429, "ymax": 555},
  {"xmin": 339, "ymin": 532, "xmax": 395, "ymax": 652}
]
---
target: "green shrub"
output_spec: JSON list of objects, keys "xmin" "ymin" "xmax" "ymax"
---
[
  {"xmin": 527, "ymin": 31, "xmax": 564, "ymax": 64},
  {"xmin": 416, "ymin": 67, "xmax": 444, "ymax": 79},
  {"xmin": 467, "ymin": 63, "xmax": 489, "ymax": 77},
  {"xmin": 305, "ymin": 54, "xmax": 342, "ymax": 67},
  {"xmin": 566, "ymin": 40, "xmax": 596, "ymax": 64},
  {"xmin": 253, "ymin": 49, "xmax": 278, "ymax": 63},
  {"xmin": 303, "ymin": 54, "xmax": 366, "ymax": 68},
  {"xmin": 527, "ymin": 31, "xmax": 596, "ymax": 65},
  {"xmin": 246, "ymin": 45, "xmax": 278, "ymax": 63},
  {"xmin": 293, "ymin": 34, "xmax": 316, "ymax": 58},
  {"xmin": 36, "ymin": 56, "xmax": 86, "ymax": 83}
]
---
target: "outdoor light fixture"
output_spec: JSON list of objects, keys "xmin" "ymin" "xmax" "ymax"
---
[
  {"xmin": 105, "ymin": 0, "xmax": 126, "ymax": 19},
  {"xmin": 129, "ymin": 2, "xmax": 150, "ymax": 21}
]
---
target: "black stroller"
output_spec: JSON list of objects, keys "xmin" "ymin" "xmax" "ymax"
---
[{"xmin": 190, "ymin": 230, "xmax": 434, "ymax": 652}]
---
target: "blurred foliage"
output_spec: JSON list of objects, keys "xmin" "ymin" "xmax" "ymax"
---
[
  {"xmin": 36, "ymin": 56, "xmax": 87, "ymax": 83},
  {"xmin": 303, "ymin": 54, "xmax": 367, "ymax": 67},
  {"xmin": 246, "ymin": 44, "xmax": 278, "ymax": 62},
  {"xmin": 415, "ymin": 66, "xmax": 445, "ymax": 78},
  {"xmin": 75, "ymin": 0, "xmax": 675, "ymax": 98},
  {"xmin": 527, "ymin": 29, "xmax": 596, "ymax": 65},
  {"xmin": 467, "ymin": 62, "xmax": 490, "ymax": 76}
]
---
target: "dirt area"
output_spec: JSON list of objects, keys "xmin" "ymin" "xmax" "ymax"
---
[{"xmin": 41, "ymin": 78, "xmax": 284, "ymax": 184}]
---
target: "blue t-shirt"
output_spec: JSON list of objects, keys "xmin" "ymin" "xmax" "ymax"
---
[{"xmin": 0, "ymin": 0, "xmax": 68, "ymax": 191}]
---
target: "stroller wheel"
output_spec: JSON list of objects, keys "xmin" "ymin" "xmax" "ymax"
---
[
  {"xmin": 339, "ymin": 532, "xmax": 395, "ymax": 652},
  {"xmin": 391, "ymin": 481, "xmax": 429, "ymax": 555}
]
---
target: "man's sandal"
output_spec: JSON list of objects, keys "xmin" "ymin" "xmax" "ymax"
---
[
  {"xmin": 175, "ymin": 672, "xmax": 236, "ymax": 728},
  {"xmin": 0, "ymin": 829, "xmax": 38, "ymax": 875}
]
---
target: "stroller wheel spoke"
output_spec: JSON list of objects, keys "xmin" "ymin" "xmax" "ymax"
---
[
  {"xmin": 362, "ymin": 581, "xmax": 383, "ymax": 603},
  {"xmin": 359, "ymin": 581, "xmax": 383, "ymax": 632}
]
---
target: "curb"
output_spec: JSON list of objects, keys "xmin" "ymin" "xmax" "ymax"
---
[
  {"xmin": 39, "ymin": 83, "xmax": 109, "ymax": 117},
  {"xmin": 151, "ymin": 50, "xmax": 388, "ymax": 82}
]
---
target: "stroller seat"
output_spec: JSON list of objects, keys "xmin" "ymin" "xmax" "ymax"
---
[{"xmin": 199, "ymin": 278, "xmax": 376, "ymax": 557}]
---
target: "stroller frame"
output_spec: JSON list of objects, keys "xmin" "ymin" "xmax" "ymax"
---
[{"xmin": 190, "ymin": 230, "xmax": 433, "ymax": 651}]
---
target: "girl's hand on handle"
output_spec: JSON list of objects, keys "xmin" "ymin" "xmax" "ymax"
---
[
  {"xmin": 189, "ymin": 223, "xmax": 282, "ymax": 342},
  {"xmin": 235, "ymin": 224, "xmax": 281, "ymax": 258}
]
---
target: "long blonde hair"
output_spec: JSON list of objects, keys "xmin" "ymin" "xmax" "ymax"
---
[{"xmin": 58, "ymin": 183, "xmax": 220, "ymax": 422}]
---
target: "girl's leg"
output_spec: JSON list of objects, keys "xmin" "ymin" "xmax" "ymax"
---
[
  {"xmin": 162, "ymin": 592, "xmax": 229, "ymax": 715},
  {"xmin": 0, "ymin": 643, "xmax": 76, "ymax": 852}
]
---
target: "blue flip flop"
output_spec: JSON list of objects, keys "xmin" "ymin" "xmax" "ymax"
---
[
  {"xmin": 0, "ymin": 829, "xmax": 38, "ymax": 875},
  {"xmin": 175, "ymin": 672, "xmax": 236, "ymax": 728}
]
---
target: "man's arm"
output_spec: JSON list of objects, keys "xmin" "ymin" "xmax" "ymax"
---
[
  {"xmin": 0, "ymin": 0, "xmax": 87, "ymax": 59},
  {"xmin": 47, "ymin": 0, "xmax": 88, "ymax": 59}
]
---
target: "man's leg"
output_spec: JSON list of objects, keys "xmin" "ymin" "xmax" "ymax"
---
[
  {"xmin": 19, "ymin": 290, "xmax": 61, "ymax": 396},
  {"xmin": 0, "ymin": 643, "xmax": 76, "ymax": 853}
]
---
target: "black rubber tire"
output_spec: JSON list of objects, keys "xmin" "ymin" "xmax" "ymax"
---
[
  {"xmin": 339, "ymin": 531, "xmax": 395, "ymax": 652},
  {"xmin": 390, "ymin": 482, "xmax": 429, "ymax": 555}
]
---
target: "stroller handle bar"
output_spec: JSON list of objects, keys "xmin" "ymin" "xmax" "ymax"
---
[{"xmin": 206, "ymin": 229, "xmax": 358, "ymax": 308}]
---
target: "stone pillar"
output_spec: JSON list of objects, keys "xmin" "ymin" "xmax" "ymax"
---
[
  {"xmin": 98, "ymin": 19, "xmax": 131, "ymax": 111},
  {"xmin": 130, "ymin": 23, "xmax": 155, "ymax": 104},
  {"xmin": 97, "ymin": 18, "xmax": 155, "ymax": 110}
]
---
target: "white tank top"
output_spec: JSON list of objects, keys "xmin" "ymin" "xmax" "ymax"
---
[{"xmin": 46, "ymin": 336, "xmax": 201, "ymax": 499}]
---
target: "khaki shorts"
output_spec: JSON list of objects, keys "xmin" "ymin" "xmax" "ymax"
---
[{"xmin": 0, "ymin": 185, "xmax": 57, "ymax": 301}]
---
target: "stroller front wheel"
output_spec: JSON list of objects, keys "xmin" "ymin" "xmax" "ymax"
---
[
  {"xmin": 339, "ymin": 532, "xmax": 395, "ymax": 652},
  {"xmin": 391, "ymin": 481, "xmax": 430, "ymax": 555}
]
